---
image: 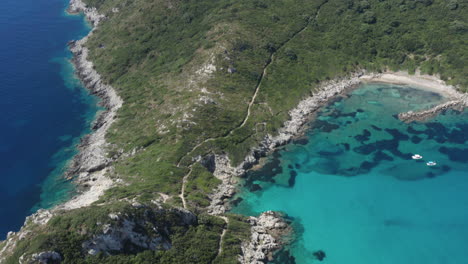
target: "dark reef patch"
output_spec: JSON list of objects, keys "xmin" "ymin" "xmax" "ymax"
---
[
  {"xmin": 231, "ymin": 197, "xmax": 243, "ymax": 207},
  {"xmin": 375, "ymin": 151, "xmax": 394, "ymax": 162},
  {"xmin": 313, "ymin": 250, "xmax": 326, "ymax": 261},
  {"xmin": 311, "ymin": 120, "xmax": 340, "ymax": 133},
  {"xmin": 439, "ymin": 147, "xmax": 468, "ymax": 162},
  {"xmin": 288, "ymin": 170, "xmax": 297, "ymax": 187},
  {"xmin": 385, "ymin": 128, "xmax": 409, "ymax": 141},
  {"xmin": 407, "ymin": 123, "xmax": 468, "ymax": 145},
  {"xmin": 249, "ymin": 184, "xmax": 262, "ymax": 192},
  {"xmin": 411, "ymin": 135, "xmax": 423, "ymax": 144},
  {"xmin": 442, "ymin": 165, "xmax": 451, "ymax": 172},
  {"xmin": 293, "ymin": 137, "xmax": 309, "ymax": 145},
  {"xmin": 342, "ymin": 143, "xmax": 350, "ymax": 151},
  {"xmin": 371, "ymin": 125, "xmax": 382, "ymax": 131},
  {"xmin": 245, "ymin": 151, "xmax": 282, "ymax": 188},
  {"xmin": 272, "ymin": 249, "xmax": 296, "ymax": 264},
  {"xmin": 360, "ymin": 161, "xmax": 376, "ymax": 171},
  {"xmin": 354, "ymin": 129, "xmax": 371, "ymax": 143}
]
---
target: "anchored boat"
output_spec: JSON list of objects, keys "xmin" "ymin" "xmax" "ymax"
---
[
  {"xmin": 412, "ymin": 154, "xmax": 423, "ymax": 160},
  {"xmin": 426, "ymin": 161, "xmax": 437, "ymax": 166}
]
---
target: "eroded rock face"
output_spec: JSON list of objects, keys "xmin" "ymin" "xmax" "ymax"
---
[
  {"xmin": 27, "ymin": 251, "xmax": 62, "ymax": 264},
  {"xmin": 82, "ymin": 206, "xmax": 196, "ymax": 256},
  {"xmin": 240, "ymin": 211, "xmax": 291, "ymax": 264},
  {"xmin": 83, "ymin": 219, "xmax": 171, "ymax": 255},
  {"xmin": 208, "ymin": 155, "xmax": 244, "ymax": 215},
  {"xmin": 68, "ymin": 0, "xmax": 105, "ymax": 26}
]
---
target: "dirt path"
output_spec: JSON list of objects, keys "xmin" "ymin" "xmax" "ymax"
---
[
  {"xmin": 176, "ymin": 3, "xmax": 327, "ymax": 168},
  {"xmin": 214, "ymin": 216, "xmax": 229, "ymax": 260},
  {"xmin": 178, "ymin": 0, "xmax": 330, "ymax": 214},
  {"xmin": 179, "ymin": 166, "xmax": 193, "ymax": 209}
]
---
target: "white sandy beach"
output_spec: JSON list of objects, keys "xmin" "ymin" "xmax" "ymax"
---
[{"xmin": 360, "ymin": 71, "xmax": 461, "ymax": 99}]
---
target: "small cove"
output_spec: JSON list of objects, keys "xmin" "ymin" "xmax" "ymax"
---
[{"xmin": 232, "ymin": 83, "xmax": 468, "ymax": 263}]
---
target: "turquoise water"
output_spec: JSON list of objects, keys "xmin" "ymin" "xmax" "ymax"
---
[
  {"xmin": 233, "ymin": 84, "xmax": 468, "ymax": 263},
  {"xmin": 0, "ymin": 0, "xmax": 98, "ymax": 238}
]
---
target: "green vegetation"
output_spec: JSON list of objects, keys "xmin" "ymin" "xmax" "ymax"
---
[
  {"xmin": 2, "ymin": 0, "xmax": 466, "ymax": 263},
  {"xmin": 213, "ymin": 215, "xmax": 251, "ymax": 264},
  {"xmin": 3, "ymin": 203, "xmax": 225, "ymax": 264},
  {"xmin": 186, "ymin": 163, "xmax": 222, "ymax": 208}
]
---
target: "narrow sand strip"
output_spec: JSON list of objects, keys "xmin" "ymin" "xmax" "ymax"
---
[{"xmin": 360, "ymin": 71, "xmax": 460, "ymax": 99}]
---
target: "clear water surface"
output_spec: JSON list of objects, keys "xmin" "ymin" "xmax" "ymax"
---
[
  {"xmin": 233, "ymin": 83, "xmax": 468, "ymax": 264},
  {"xmin": 0, "ymin": 0, "xmax": 98, "ymax": 238}
]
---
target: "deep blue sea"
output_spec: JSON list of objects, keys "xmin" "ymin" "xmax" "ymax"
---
[
  {"xmin": 0, "ymin": 0, "xmax": 97, "ymax": 238},
  {"xmin": 233, "ymin": 84, "xmax": 468, "ymax": 264}
]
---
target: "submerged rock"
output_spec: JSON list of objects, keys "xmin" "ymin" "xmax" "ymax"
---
[{"xmin": 313, "ymin": 250, "xmax": 326, "ymax": 261}]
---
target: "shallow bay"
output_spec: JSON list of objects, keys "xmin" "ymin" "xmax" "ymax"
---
[{"xmin": 233, "ymin": 83, "xmax": 468, "ymax": 263}]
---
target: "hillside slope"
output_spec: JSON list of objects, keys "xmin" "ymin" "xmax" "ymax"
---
[{"xmin": 1, "ymin": 0, "xmax": 467, "ymax": 263}]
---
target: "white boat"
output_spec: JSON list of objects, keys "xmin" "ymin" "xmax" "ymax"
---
[
  {"xmin": 426, "ymin": 161, "xmax": 437, "ymax": 166},
  {"xmin": 412, "ymin": 154, "xmax": 423, "ymax": 160}
]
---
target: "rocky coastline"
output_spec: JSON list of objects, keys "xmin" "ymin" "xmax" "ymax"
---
[
  {"xmin": 0, "ymin": 1, "xmax": 121, "ymax": 261},
  {"xmin": 61, "ymin": 0, "xmax": 122, "ymax": 210},
  {"xmin": 240, "ymin": 211, "xmax": 292, "ymax": 264},
  {"xmin": 59, "ymin": 4, "xmax": 123, "ymax": 209}
]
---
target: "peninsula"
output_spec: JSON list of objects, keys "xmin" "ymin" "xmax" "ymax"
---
[{"xmin": 1, "ymin": 0, "xmax": 466, "ymax": 263}]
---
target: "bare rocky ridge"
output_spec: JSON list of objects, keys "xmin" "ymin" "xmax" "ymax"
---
[
  {"xmin": 82, "ymin": 205, "xmax": 196, "ymax": 257},
  {"xmin": 10, "ymin": 204, "xmax": 197, "ymax": 263},
  {"xmin": 240, "ymin": 211, "xmax": 291, "ymax": 264},
  {"xmin": 68, "ymin": 0, "xmax": 105, "ymax": 26}
]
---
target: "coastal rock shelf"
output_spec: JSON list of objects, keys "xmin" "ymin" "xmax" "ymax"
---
[
  {"xmin": 0, "ymin": 1, "xmax": 122, "ymax": 261},
  {"xmin": 398, "ymin": 97, "xmax": 468, "ymax": 123},
  {"xmin": 61, "ymin": 0, "xmax": 122, "ymax": 210},
  {"xmin": 240, "ymin": 211, "xmax": 291, "ymax": 264}
]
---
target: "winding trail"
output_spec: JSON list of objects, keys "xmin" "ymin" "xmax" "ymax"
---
[
  {"xmin": 177, "ymin": 1, "xmax": 329, "ymax": 168},
  {"xmin": 177, "ymin": 0, "xmax": 330, "ymax": 214},
  {"xmin": 179, "ymin": 166, "xmax": 193, "ymax": 209},
  {"xmin": 214, "ymin": 216, "xmax": 229, "ymax": 261}
]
